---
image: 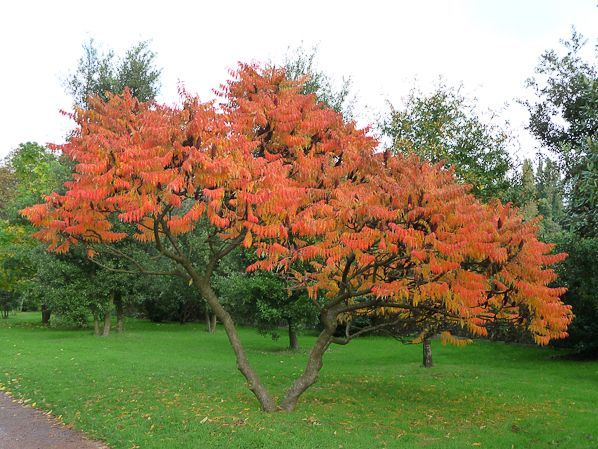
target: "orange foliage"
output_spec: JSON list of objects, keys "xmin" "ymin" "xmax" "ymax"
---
[{"xmin": 21, "ymin": 64, "xmax": 572, "ymax": 346}]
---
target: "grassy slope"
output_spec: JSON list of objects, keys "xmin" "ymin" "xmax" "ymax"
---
[{"xmin": 0, "ymin": 313, "xmax": 596, "ymax": 449}]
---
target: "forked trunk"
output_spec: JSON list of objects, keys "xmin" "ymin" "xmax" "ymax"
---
[
  {"xmin": 176, "ymin": 254, "xmax": 333, "ymax": 413},
  {"xmin": 288, "ymin": 320, "xmax": 299, "ymax": 351},
  {"xmin": 423, "ymin": 337, "xmax": 433, "ymax": 368},
  {"xmin": 93, "ymin": 317, "xmax": 100, "ymax": 336},
  {"xmin": 195, "ymin": 276, "xmax": 276, "ymax": 412},
  {"xmin": 279, "ymin": 328, "xmax": 333, "ymax": 411}
]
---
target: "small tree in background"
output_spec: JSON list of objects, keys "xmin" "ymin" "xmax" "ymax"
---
[{"xmin": 217, "ymin": 266, "xmax": 318, "ymax": 350}]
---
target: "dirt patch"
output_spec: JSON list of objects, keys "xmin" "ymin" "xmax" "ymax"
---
[{"xmin": 0, "ymin": 392, "xmax": 109, "ymax": 449}]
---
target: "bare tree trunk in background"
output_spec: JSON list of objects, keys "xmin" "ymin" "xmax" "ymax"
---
[
  {"xmin": 205, "ymin": 300, "xmax": 217, "ymax": 333},
  {"xmin": 94, "ymin": 317, "xmax": 100, "ymax": 336},
  {"xmin": 423, "ymin": 337, "xmax": 433, "ymax": 368},
  {"xmin": 102, "ymin": 292, "xmax": 113, "ymax": 337},
  {"xmin": 279, "ymin": 327, "xmax": 333, "ymax": 411},
  {"xmin": 41, "ymin": 304, "xmax": 51, "ymax": 325},
  {"xmin": 288, "ymin": 320, "xmax": 299, "ymax": 351},
  {"xmin": 114, "ymin": 293, "xmax": 124, "ymax": 333}
]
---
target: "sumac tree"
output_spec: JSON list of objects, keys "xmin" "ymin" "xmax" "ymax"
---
[{"xmin": 23, "ymin": 65, "xmax": 572, "ymax": 412}]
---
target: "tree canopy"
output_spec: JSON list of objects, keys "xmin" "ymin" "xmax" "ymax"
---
[{"xmin": 22, "ymin": 64, "xmax": 572, "ymax": 411}]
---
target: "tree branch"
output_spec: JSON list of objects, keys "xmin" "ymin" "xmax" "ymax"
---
[{"xmin": 89, "ymin": 257, "xmax": 186, "ymax": 278}]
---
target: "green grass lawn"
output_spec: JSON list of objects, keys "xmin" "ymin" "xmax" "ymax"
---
[{"xmin": 0, "ymin": 313, "xmax": 596, "ymax": 449}]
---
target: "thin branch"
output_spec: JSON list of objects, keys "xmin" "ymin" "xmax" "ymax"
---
[
  {"xmin": 159, "ymin": 215, "xmax": 185, "ymax": 258},
  {"xmin": 153, "ymin": 211, "xmax": 186, "ymax": 264},
  {"xmin": 330, "ymin": 316, "xmax": 406, "ymax": 345},
  {"xmin": 89, "ymin": 257, "xmax": 186, "ymax": 278},
  {"xmin": 205, "ymin": 228, "xmax": 247, "ymax": 278}
]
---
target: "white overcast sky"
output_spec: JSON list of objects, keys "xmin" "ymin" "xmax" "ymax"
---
[{"xmin": 1, "ymin": 0, "xmax": 597, "ymax": 161}]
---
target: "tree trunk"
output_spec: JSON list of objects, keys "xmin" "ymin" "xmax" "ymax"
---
[
  {"xmin": 114, "ymin": 293, "xmax": 124, "ymax": 333},
  {"xmin": 102, "ymin": 311, "xmax": 111, "ymax": 336},
  {"xmin": 288, "ymin": 320, "xmax": 299, "ymax": 351},
  {"xmin": 102, "ymin": 292, "xmax": 114, "ymax": 337},
  {"xmin": 423, "ymin": 337, "xmax": 433, "ymax": 368},
  {"xmin": 205, "ymin": 300, "xmax": 217, "ymax": 333},
  {"xmin": 196, "ymin": 277, "xmax": 276, "ymax": 412},
  {"xmin": 168, "ymin": 246, "xmax": 334, "ymax": 412},
  {"xmin": 93, "ymin": 317, "xmax": 100, "ymax": 336},
  {"xmin": 279, "ymin": 327, "xmax": 333, "ymax": 411},
  {"xmin": 41, "ymin": 304, "xmax": 51, "ymax": 325},
  {"xmin": 204, "ymin": 301, "xmax": 212, "ymax": 332}
]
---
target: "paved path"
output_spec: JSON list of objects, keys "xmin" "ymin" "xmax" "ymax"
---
[{"xmin": 0, "ymin": 392, "xmax": 109, "ymax": 449}]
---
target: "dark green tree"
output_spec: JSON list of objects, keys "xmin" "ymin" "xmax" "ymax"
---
[
  {"xmin": 525, "ymin": 30, "xmax": 597, "ymax": 168},
  {"xmin": 66, "ymin": 39, "xmax": 161, "ymax": 106},
  {"xmin": 525, "ymin": 29, "xmax": 598, "ymax": 236},
  {"xmin": 526, "ymin": 30, "xmax": 598, "ymax": 356},
  {"xmin": 553, "ymin": 235, "xmax": 598, "ymax": 357}
]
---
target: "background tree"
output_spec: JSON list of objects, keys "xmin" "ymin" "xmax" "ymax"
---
[
  {"xmin": 66, "ymin": 39, "xmax": 161, "ymax": 107},
  {"xmin": 0, "ymin": 143, "xmax": 72, "ymax": 323},
  {"xmin": 0, "ymin": 221, "xmax": 29, "ymax": 317},
  {"xmin": 382, "ymin": 83, "xmax": 514, "ymax": 202},
  {"xmin": 217, "ymin": 264, "xmax": 318, "ymax": 350},
  {"xmin": 517, "ymin": 159, "xmax": 539, "ymax": 221},
  {"xmin": 284, "ymin": 45, "xmax": 355, "ymax": 120},
  {"xmin": 525, "ymin": 30, "xmax": 598, "ymax": 356},
  {"xmin": 536, "ymin": 157, "xmax": 564, "ymax": 237},
  {"xmin": 0, "ymin": 166, "xmax": 17, "ymax": 220},
  {"xmin": 513, "ymin": 156, "xmax": 564, "ymax": 238}
]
